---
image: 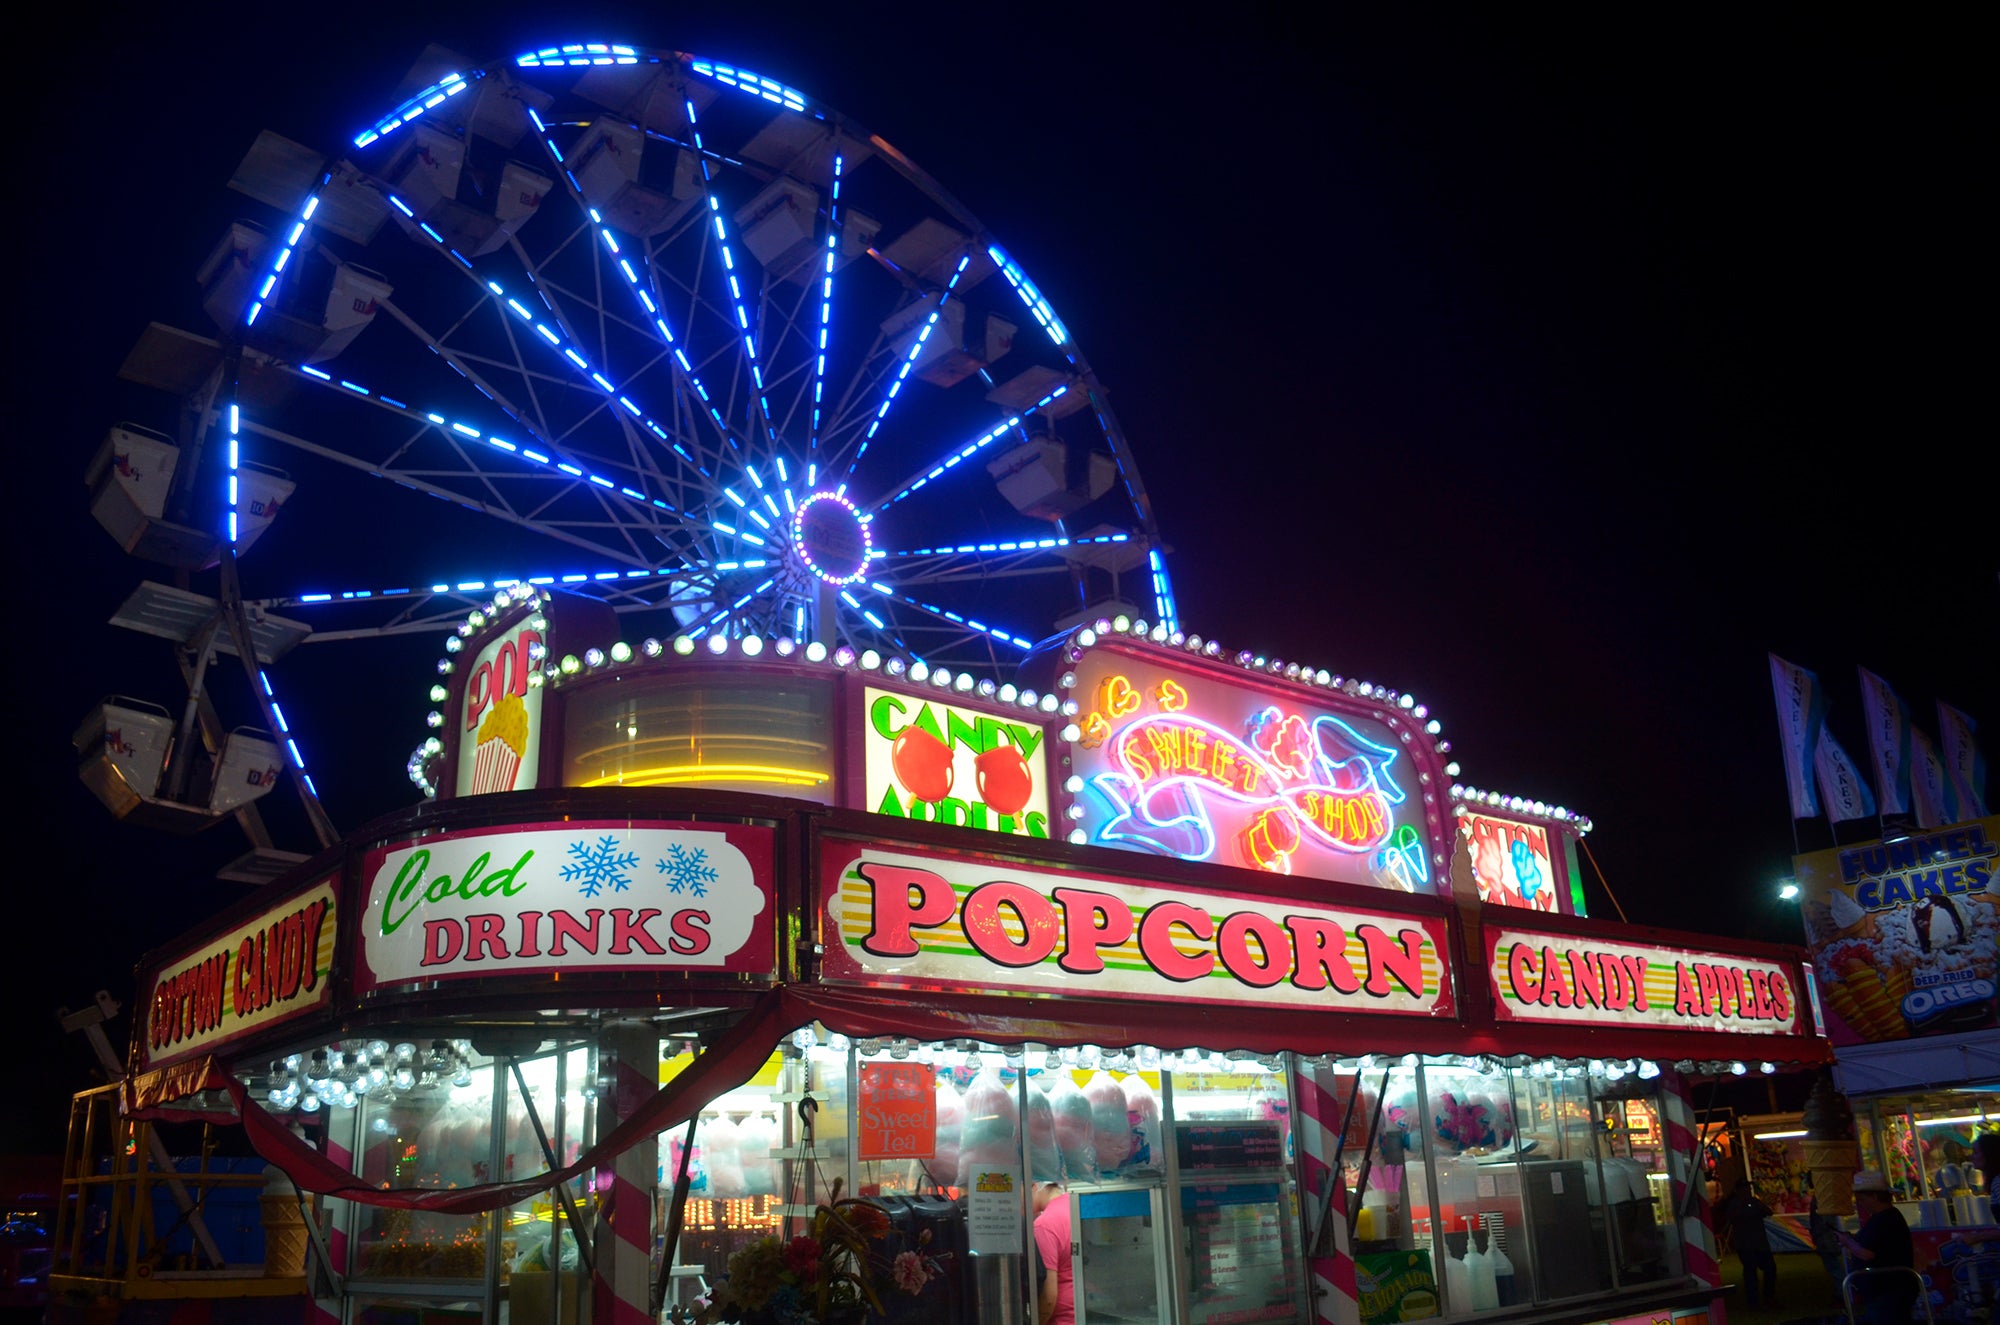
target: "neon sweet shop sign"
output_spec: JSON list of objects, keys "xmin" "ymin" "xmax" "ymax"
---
[{"xmin": 1067, "ymin": 646, "xmax": 1442, "ymax": 890}]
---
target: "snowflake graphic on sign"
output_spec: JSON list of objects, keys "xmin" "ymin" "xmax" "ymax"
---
[
  {"xmin": 563, "ymin": 835, "xmax": 641, "ymax": 897},
  {"xmin": 657, "ymin": 844, "xmax": 719, "ymax": 897}
]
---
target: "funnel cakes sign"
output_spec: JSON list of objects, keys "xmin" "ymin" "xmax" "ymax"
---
[
  {"xmin": 1065, "ymin": 641, "xmax": 1444, "ymax": 891},
  {"xmin": 821, "ymin": 838, "xmax": 1454, "ymax": 1018},
  {"xmin": 359, "ymin": 820, "xmax": 777, "ymax": 990},
  {"xmin": 1794, "ymin": 817, "xmax": 2000, "ymax": 1045}
]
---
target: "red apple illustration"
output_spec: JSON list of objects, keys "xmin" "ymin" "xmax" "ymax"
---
[
  {"xmin": 975, "ymin": 744, "xmax": 1034, "ymax": 815},
  {"xmin": 891, "ymin": 727, "xmax": 954, "ymax": 802}
]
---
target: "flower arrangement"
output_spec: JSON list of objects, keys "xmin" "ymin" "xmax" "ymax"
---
[{"xmin": 696, "ymin": 1185, "xmax": 947, "ymax": 1325}]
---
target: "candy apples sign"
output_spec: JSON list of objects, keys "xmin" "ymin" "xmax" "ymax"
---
[
  {"xmin": 1484, "ymin": 924, "xmax": 1804, "ymax": 1035},
  {"xmin": 359, "ymin": 820, "xmax": 776, "ymax": 990},
  {"xmin": 455, "ymin": 616, "xmax": 544, "ymax": 796},
  {"xmin": 821, "ymin": 838, "xmax": 1454, "ymax": 1018},
  {"xmin": 863, "ymin": 687, "xmax": 1050, "ymax": 838}
]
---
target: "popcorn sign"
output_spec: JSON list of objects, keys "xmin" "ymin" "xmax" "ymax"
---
[{"xmin": 455, "ymin": 617, "xmax": 544, "ymax": 797}]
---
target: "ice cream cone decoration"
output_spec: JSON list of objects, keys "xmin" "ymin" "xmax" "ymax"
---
[
  {"xmin": 471, "ymin": 691, "xmax": 529, "ymax": 794},
  {"xmin": 1831, "ymin": 960, "xmax": 1907, "ymax": 1040}
]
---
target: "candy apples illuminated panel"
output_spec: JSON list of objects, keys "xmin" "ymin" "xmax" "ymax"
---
[
  {"xmin": 863, "ymin": 686, "xmax": 1051, "ymax": 839},
  {"xmin": 1066, "ymin": 643, "xmax": 1447, "ymax": 889},
  {"xmin": 1461, "ymin": 811, "xmax": 1560, "ymax": 912},
  {"xmin": 456, "ymin": 612, "xmax": 544, "ymax": 797},
  {"xmin": 1485, "ymin": 924, "xmax": 1805, "ymax": 1036},
  {"xmin": 358, "ymin": 819, "xmax": 776, "ymax": 991},
  {"xmin": 822, "ymin": 838, "xmax": 1454, "ymax": 1018}
]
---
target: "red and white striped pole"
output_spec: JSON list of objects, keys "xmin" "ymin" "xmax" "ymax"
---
[
  {"xmin": 1659, "ymin": 1067, "xmax": 1721, "ymax": 1316},
  {"xmin": 593, "ymin": 1024, "xmax": 660, "ymax": 1325},
  {"xmin": 311, "ymin": 1106, "xmax": 357, "ymax": 1325},
  {"xmin": 1295, "ymin": 1062, "xmax": 1359, "ymax": 1325}
]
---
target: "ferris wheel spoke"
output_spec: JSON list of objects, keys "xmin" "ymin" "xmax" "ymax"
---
[
  {"xmin": 684, "ymin": 96, "xmax": 780, "ymax": 449},
  {"xmin": 377, "ymin": 178, "xmax": 717, "ymax": 495},
  {"xmin": 839, "ymin": 252, "xmax": 975, "ymax": 486},
  {"xmin": 865, "ymin": 383, "xmax": 1071, "ymax": 512},
  {"xmin": 807, "ymin": 152, "xmax": 847, "ymax": 470}
]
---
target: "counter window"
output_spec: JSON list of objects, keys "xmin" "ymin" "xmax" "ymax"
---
[{"xmin": 1343, "ymin": 1059, "xmax": 1686, "ymax": 1317}]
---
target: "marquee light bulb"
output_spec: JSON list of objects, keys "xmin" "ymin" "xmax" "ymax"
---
[{"xmin": 741, "ymin": 635, "xmax": 765, "ymax": 657}]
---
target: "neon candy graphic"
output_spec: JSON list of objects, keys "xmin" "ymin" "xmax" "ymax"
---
[
  {"xmin": 1155, "ymin": 679, "xmax": 1188, "ymax": 712},
  {"xmin": 1097, "ymin": 674, "xmax": 1142, "ymax": 719},
  {"xmin": 1240, "ymin": 806, "xmax": 1302, "ymax": 873},
  {"xmin": 1089, "ymin": 711, "xmax": 1396, "ymax": 865},
  {"xmin": 1511, "ymin": 838, "xmax": 1545, "ymax": 900},
  {"xmin": 1079, "ymin": 712, "xmax": 1111, "ymax": 750}
]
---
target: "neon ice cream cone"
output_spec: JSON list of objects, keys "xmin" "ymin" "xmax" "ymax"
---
[{"xmin": 470, "ymin": 692, "xmax": 528, "ymax": 793}]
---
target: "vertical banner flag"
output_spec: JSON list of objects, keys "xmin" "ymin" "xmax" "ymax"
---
[
  {"xmin": 1939, "ymin": 703, "xmax": 1990, "ymax": 818},
  {"xmin": 1814, "ymin": 728, "xmax": 1878, "ymax": 823},
  {"xmin": 1857, "ymin": 668, "xmax": 1913, "ymax": 816},
  {"xmin": 1909, "ymin": 727, "xmax": 1958, "ymax": 830},
  {"xmin": 1770, "ymin": 655, "xmax": 1826, "ymax": 818}
]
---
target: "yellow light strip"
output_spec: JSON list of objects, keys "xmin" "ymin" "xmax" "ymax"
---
[{"xmin": 578, "ymin": 764, "xmax": 830, "ymax": 788}]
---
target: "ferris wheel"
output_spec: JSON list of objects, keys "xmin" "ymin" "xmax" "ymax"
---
[
  {"xmin": 115, "ymin": 43, "xmax": 1174, "ymax": 661},
  {"xmin": 90, "ymin": 42, "xmax": 1180, "ymax": 852}
]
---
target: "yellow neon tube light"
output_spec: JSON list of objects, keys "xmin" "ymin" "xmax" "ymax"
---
[{"xmin": 579, "ymin": 764, "xmax": 830, "ymax": 788}]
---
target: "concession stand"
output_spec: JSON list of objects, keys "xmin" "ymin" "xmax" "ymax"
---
[
  {"xmin": 1792, "ymin": 816, "xmax": 2000, "ymax": 1316},
  {"xmin": 94, "ymin": 589, "xmax": 1830, "ymax": 1325}
]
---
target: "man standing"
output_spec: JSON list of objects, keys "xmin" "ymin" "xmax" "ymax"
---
[
  {"xmin": 1033, "ymin": 1180, "xmax": 1074, "ymax": 1325},
  {"xmin": 1725, "ymin": 1179, "xmax": 1778, "ymax": 1308},
  {"xmin": 1837, "ymin": 1170, "xmax": 1917, "ymax": 1325}
]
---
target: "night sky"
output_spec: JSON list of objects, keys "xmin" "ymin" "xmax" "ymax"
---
[{"xmin": 9, "ymin": 6, "xmax": 1991, "ymax": 1152}]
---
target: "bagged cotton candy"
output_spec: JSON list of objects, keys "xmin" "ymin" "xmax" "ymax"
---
[
  {"xmin": 956, "ymin": 1066, "xmax": 1019, "ymax": 1189},
  {"xmin": 701, "ymin": 1114, "xmax": 745, "ymax": 1198},
  {"xmin": 1084, "ymin": 1072, "xmax": 1131, "ymax": 1173},
  {"xmin": 666, "ymin": 1133, "xmax": 708, "ymax": 1195},
  {"xmin": 1471, "ymin": 1092, "xmax": 1513, "ymax": 1147},
  {"xmin": 736, "ymin": 1113, "xmax": 777, "ymax": 1194},
  {"xmin": 1430, "ymin": 1089, "xmax": 1497, "ymax": 1152},
  {"xmin": 1048, "ymin": 1075, "xmax": 1097, "ymax": 1181},
  {"xmin": 1025, "ymin": 1082, "xmax": 1061, "ymax": 1181},
  {"xmin": 933, "ymin": 1079, "xmax": 965, "ymax": 1185},
  {"xmin": 1120, "ymin": 1075, "xmax": 1161, "ymax": 1170}
]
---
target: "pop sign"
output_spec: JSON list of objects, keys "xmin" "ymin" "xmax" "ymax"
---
[
  {"xmin": 455, "ymin": 615, "xmax": 544, "ymax": 796},
  {"xmin": 863, "ymin": 686, "xmax": 1050, "ymax": 839},
  {"xmin": 359, "ymin": 820, "xmax": 776, "ymax": 990}
]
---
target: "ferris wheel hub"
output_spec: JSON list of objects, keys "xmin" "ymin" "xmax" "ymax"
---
[{"xmin": 791, "ymin": 490, "xmax": 871, "ymax": 586}]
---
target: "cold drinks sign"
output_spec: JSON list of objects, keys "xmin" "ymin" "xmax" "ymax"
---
[{"xmin": 359, "ymin": 820, "xmax": 776, "ymax": 990}]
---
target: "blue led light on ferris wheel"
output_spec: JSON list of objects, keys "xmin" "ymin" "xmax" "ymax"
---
[
  {"xmin": 987, "ymin": 244, "xmax": 1070, "ymax": 346},
  {"xmin": 876, "ymin": 385, "xmax": 1070, "ymax": 508},
  {"xmin": 810, "ymin": 153, "xmax": 845, "ymax": 458}
]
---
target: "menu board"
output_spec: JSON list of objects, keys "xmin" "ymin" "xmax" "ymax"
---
[{"xmin": 1176, "ymin": 1121, "xmax": 1285, "ymax": 1171}]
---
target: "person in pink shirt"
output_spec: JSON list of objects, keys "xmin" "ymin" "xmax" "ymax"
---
[{"xmin": 1033, "ymin": 1180, "xmax": 1074, "ymax": 1325}]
